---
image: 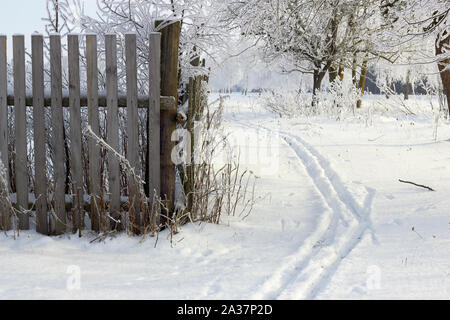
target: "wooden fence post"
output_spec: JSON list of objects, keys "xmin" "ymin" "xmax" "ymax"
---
[
  {"xmin": 13, "ymin": 35, "xmax": 29, "ymax": 229},
  {"xmin": 0, "ymin": 35, "xmax": 10, "ymax": 231},
  {"xmin": 185, "ymin": 55, "xmax": 200, "ymax": 217},
  {"xmin": 148, "ymin": 32, "xmax": 161, "ymax": 229},
  {"xmin": 68, "ymin": 34, "xmax": 83, "ymax": 235},
  {"xmin": 157, "ymin": 20, "xmax": 181, "ymax": 222},
  {"xmin": 50, "ymin": 34, "xmax": 66, "ymax": 235},
  {"xmin": 32, "ymin": 34, "xmax": 48, "ymax": 235},
  {"xmin": 105, "ymin": 34, "xmax": 121, "ymax": 229},
  {"xmin": 86, "ymin": 34, "xmax": 101, "ymax": 231},
  {"xmin": 195, "ymin": 75, "xmax": 202, "ymax": 121}
]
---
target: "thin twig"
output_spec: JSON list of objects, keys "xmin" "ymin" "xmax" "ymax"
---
[{"xmin": 399, "ymin": 179, "xmax": 435, "ymax": 191}]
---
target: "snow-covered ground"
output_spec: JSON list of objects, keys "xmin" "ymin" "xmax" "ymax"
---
[{"xmin": 1, "ymin": 93, "xmax": 449, "ymax": 299}]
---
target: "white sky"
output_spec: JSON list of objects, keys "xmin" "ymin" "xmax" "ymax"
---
[
  {"xmin": 0, "ymin": 0, "xmax": 97, "ymax": 56},
  {"xmin": 0, "ymin": 0, "xmax": 97, "ymax": 35},
  {"xmin": 0, "ymin": 0, "xmax": 48, "ymax": 36}
]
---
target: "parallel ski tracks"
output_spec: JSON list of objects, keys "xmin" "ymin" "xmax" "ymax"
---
[{"xmin": 236, "ymin": 121, "xmax": 375, "ymax": 299}]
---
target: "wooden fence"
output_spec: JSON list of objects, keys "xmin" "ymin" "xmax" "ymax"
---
[{"xmin": 0, "ymin": 22, "xmax": 181, "ymax": 235}]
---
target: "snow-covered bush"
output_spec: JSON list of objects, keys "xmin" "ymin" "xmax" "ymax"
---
[
  {"xmin": 261, "ymin": 79, "xmax": 360, "ymax": 120},
  {"xmin": 261, "ymin": 89, "xmax": 303, "ymax": 118},
  {"xmin": 315, "ymin": 79, "xmax": 361, "ymax": 118},
  {"xmin": 176, "ymin": 86, "xmax": 257, "ymax": 228}
]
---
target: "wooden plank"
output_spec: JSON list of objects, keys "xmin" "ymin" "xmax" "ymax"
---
[
  {"xmin": 13, "ymin": 35, "xmax": 29, "ymax": 229},
  {"xmin": 68, "ymin": 34, "xmax": 83, "ymax": 234},
  {"xmin": 148, "ymin": 32, "xmax": 161, "ymax": 228},
  {"xmin": 186, "ymin": 77, "xmax": 195, "ymax": 217},
  {"xmin": 125, "ymin": 33, "xmax": 140, "ymax": 232},
  {"xmin": 157, "ymin": 21, "xmax": 181, "ymax": 220},
  {"xmin": 6, "ymin": 94, "xmax": 176, "ymax": 110},
  {"xmin": 50, "ymin": 34, "xmax": 66, "ymax": 234},
  {"xmin": 186, "ymin": 56, "xmax": 199, "ymax": 217},
  {"xmin": 0, "ymin": 35, "xmax": 10, "ymax": 230},
  {"xmin": 105, "ymin": 34, "xmax": 120, "ymax": 228},
  {"xmin": 32, "ymin": 34, "xmax": 48, "ymax": 235},
  {"xmin": 86, "ymin": 34, "xmax": 101, "ymax": 231},
  {"xmin": 190, "ymin": 56, "xmax": 200, "ymax": 120}
]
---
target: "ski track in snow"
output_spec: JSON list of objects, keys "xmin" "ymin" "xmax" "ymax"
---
[
  {"xmin": 236, "ymin": 120, "xmax": 375, "ymax": 299},
  {"xmin": 277, "ymin": 132, "xmax": 375, "ymax": 299}
]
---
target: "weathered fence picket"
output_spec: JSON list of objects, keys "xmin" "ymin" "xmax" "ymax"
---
[
  {"xmin": 0, "ymin": 29, "xmax": 178, "ymax": 236},
  {"xmin": 105, "ymin": 34, "xmax": 120, "ymax": 228},
  {"xmin": 148, "ymin": 32, "xmax": 161, "ymax": 228},
  {"xmin": 68, "ymin": 34, "xmax": 83, "ymax": 235},
  {"xmin": 0, "ymin": 35, "xmax": 9, "ymax": 231},
  {"xmin": 13, "ymin": 35, "xmax": 28, "ymax": 229},
  {"xmin": 125, "ymin": 33, "xmax": 140, "ymax": 232},
  {"xmin": 86, "ymin": 34, "xmax": 101, "ymax": 232},
  {"xmin": 32, "ymin": 34, "xmax": 48, "ymax": 235},
  {"xmin": 50, "ymin": 34, "xmax": 66, "ymax": 235}
]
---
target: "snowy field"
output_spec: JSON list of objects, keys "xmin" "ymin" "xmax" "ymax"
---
[{"xmin": 1, "ymin": 93, "xmax": 450, "ymax": 299}]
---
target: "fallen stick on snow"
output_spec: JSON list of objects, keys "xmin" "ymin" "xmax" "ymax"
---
[
  {"xmin": 399, "ymin": 180, "xmax": 435, "ymax": 191},
  {"xmin": 368, "ymin": 135, "xmax": 385, "ymax": 142}
]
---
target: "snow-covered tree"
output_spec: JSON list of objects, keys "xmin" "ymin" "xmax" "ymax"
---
[
  {"xmin": 374, "ymin": 0, "xmax": 450, "ymax": 111},
  {"xmin": 221, "ymin": 0, "xmax": 399, "ymax": 105},
  {"xmin": 59, "ymin": 0, "xmax": 225, "ymax": 93}
]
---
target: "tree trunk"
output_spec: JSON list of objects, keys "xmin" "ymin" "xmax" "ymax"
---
[
  {"xmin": 357, "ymin": 53, "xmax": 369, "ymax": 109},
  {"xmin": 312, "ymin": 70, "xmax": 325, "ymax": 107},
  {"xmin": 436, "ymin": 32, "xmax": 450, "ymax": 116},
  {"xmin": 328, "ymin": 63, "xmax": 338, "ymax": 84},
  {"xmin": 404, "ymin": 69, "xmax": 411, "ymax": 100},
  {"xmin": 385, "ymin": 75, "xmax": 392, "ymax": 99},
  {"xmin": 352, "ymin": 53, "xmax": 358, "ymax": 87},
  {"xmin": 338, "ymin": 65, "xmax": 344, "ymax": 82}
]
